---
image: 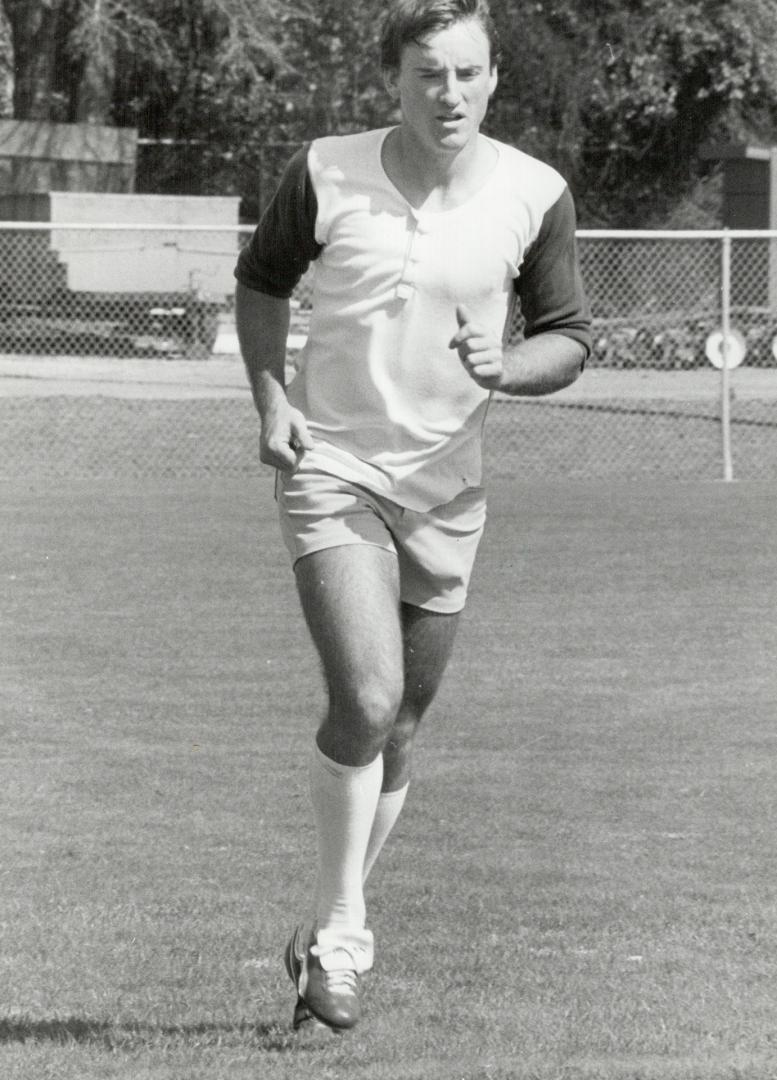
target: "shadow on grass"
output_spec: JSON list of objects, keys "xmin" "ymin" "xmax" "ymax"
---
[{"xmin": 0, "ymin": 1015, "xmax": 300, "ymax": 1053}]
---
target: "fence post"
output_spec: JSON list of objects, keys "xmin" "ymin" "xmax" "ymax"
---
[{"xmin": 720, "ymin": 232, "xmax": 734, "ymax": 482}]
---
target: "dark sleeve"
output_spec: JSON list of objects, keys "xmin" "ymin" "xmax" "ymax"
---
[
  {"xmin": 234, "ymin": 144, "xmax": 322, "ymax": 298},
  {"xmin": 515, "ymin": 186, "xmax": 592, "ymax": 359}
]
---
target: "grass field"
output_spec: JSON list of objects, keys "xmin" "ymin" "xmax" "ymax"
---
[{"xmin": 3, "ymin": 467, "xmax": 777, "ymax": 1080}]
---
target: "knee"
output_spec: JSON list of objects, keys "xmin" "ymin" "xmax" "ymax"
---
[
  {"xmin": 385, "ymin": 711, "xmax": 416, "ymax": 755},
  {"xmin": 333, "ymin": 676, "xmax": 404, "ymax": 742},
  {"xmin": 382, "ymin": 711, "xmax": 418, "ymax": 788},
  {"xmin": 354, "ymin": 679, "xmax": 404, "ymax": 737},
  {"xmin": 398, "ymin": 678, "xmax": 435, "ymax": 726}
]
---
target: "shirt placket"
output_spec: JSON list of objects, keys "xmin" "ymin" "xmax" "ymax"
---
[{"xmin": 395, "ymin": 211, "xmax": 428, "ymax": 302}]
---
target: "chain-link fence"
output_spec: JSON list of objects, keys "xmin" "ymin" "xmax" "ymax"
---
[
  {"xmin": 0, "ymin": 223, "xmax": 238, "ymax": 358},
  {"xmin": 0, "ymin": 225, "xmax": 775, "ymax": 481}
]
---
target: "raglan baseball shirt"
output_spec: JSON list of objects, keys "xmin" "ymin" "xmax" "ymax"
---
[{"xmin": 235, "ymin": 128, "xmax": 591, "ymax": 511}]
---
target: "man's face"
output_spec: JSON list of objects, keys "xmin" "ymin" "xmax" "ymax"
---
[{"xmin": 390, "ymin": 18, "xmax": 497, "ymax": 155}]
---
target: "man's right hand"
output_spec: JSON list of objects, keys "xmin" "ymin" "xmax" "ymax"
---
[{"xmin": 259, "ymin": 399, "xmax": 314, "ymax": 472}]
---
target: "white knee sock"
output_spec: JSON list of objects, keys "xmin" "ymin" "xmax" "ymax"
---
[
  {"xmin": 309, "ymin": 741, "xmax": 383, "ymax": 931},
  {"xmin": 362, "ymin": 784, "xmax": 409, "ymax": 884}
]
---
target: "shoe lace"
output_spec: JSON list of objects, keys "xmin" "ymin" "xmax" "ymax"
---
[
  {"xmin": 311, "ymin": 943, "xmax": 359, "ymax": 997},
  {"xmin": 323, "ymin": 965, "xmax": 358, "ymax": 996}
]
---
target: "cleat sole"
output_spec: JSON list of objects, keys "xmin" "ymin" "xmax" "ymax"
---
[{"xmin": 292, "ymin": 995, "xmax": 343, "ymax": 1038}]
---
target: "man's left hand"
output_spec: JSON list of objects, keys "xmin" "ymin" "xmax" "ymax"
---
[{"xmin": 449, "ymin": 304, "xmax": 505, "ymax": 390}]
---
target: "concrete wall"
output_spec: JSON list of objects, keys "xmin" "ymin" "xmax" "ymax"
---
[{"xmin": 48, "ymin": 193, "xmax": 241, "ymax": 298}]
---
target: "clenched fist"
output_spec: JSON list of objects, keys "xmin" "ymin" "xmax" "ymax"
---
[{"xmin": 449, "ymin": 304, "xmax": 506, "ymax": 390}]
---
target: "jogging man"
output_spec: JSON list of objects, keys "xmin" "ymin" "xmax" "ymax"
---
[{"xmin": 234, "ymin": 0, "xmax": 591, "ymax": 1035}]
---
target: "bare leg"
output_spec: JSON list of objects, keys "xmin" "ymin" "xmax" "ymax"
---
[
  {"xmin": 360, "ymin": 603, "xmax": 460, "ymax": 882},
  {"xmin": 382, "ymin": 602, "xmax": 460, "ymax": 790},
  {"xmin": 294, "ymin": 544, "xmax": 405, "ymax": 765}
]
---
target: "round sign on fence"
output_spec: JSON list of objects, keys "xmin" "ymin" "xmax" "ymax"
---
[{"xmin": 705, "ymin": 329, "xmax": 746, "ymax": 370}]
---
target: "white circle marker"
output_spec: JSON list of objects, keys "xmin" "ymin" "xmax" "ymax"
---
[{"xmin": 705, "ymin": 329, "xmax": 745, "ymax": 370}]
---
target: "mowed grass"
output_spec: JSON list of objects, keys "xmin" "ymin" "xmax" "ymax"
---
[{"xmin": 2, "ymin": 475, "xmax": 777, "ymax": 1080}]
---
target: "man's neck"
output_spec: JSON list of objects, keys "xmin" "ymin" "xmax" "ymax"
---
[{"xmin": 382, "ymin": 127, "xmax": 495, "ymax": 212}]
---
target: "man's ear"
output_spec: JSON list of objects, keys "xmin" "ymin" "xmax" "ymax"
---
[
  {"xmin": 383, "ymin": 69, "xmax": 400, "ymax": 99},
  {"xmin": 489, "ymin": 66, "xmax": 498, "ymax": 97}
]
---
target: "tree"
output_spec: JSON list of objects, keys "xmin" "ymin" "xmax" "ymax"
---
[
  {"xmin": 241, "ymin": 0, "xmax": 777, "ymax": 225},
  {"xmin": 2, "ymin": 0, "xmax": 776, "ymax": 224},
  {"xmin": 489, "ymin": 0, "xmax": 777, "ymax": 225},
  {"xmin": 0, "ymin": 0, "xmax": 296, "ymax": 197},
  {"xmin": 0, "ymin": 0, "xmax": 288, "ymax": 126},
  {"xmin": 213, "ymin": 0, "xmax": 392, "ymax": 214}
]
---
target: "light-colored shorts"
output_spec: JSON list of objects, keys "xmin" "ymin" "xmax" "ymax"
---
[{"xmin": 276, "ymin": 467, "xmax": 486, "ymax": 614}]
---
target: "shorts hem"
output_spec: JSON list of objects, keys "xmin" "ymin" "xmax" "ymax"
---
[
  {"xmin": 402, "ymin": 596, "xmax": 467, "ymax": 615},
  {"xmin": 290, "ymin": 536, "xmax": 396, "ymax": 571}
]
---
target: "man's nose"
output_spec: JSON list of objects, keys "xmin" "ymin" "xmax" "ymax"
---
[{"xmin": 438, "ymin": 75, "xmax": 461, "ymax": 105}]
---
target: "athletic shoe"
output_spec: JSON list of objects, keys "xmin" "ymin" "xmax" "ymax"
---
[{"xmin": 284, "ymin": 924, "xmax": 363, "ymax": 1030}]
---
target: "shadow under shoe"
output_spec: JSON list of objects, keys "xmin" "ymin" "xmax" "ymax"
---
[{"xmin": 291, "ymin": 995, "xmax": 343, "ymax": 1041}]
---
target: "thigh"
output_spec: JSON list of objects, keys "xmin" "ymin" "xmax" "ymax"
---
[
  {"xmin": 294, "ymin": 543, "xmax": 405, "ymax": 706},
  {"xmin": 400, "ymin": 603, "xmax": 460, "ymax": 717}
]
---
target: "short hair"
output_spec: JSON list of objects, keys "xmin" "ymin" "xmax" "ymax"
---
[{"xmin": 380, "ymin": 0, "xmax": 501, "ymax": 73}]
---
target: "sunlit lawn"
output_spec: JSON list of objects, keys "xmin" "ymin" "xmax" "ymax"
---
[{"xmin": 2, "ymin": 475, "xmax": 776, "ymax": 1079}]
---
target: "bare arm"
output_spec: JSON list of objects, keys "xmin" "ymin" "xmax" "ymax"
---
[
  {"xmin": 449, "ymin": 305, "xmax": 585, "ymax": 396},
  {"xmin": 500, "ymin": 331, "xmax": 584, "ymax": 396},
  {"xmin": 235, "ymin": 281, "xmax": 313, "ymax": 471}
]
